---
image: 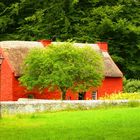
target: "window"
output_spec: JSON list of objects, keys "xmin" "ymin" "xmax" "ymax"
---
[
  {"xmin": 27, "ymin": 94, "xmax": 35, "ymax": 99},
  {"xmin": 92, "ymin": 91, "xmax": 97, "ymax": 100}
]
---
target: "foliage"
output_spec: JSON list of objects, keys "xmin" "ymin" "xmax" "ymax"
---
[
  {"xmin": 20, "ymin": 42, "xmax": 104, "ymax": 99},
  {"xmin": 123, "ymin": 79, "xmax": 140, "ymax": 93},
  {"xmin": 100, "ymin": 93, "xmax": 140, "ymax": 100},
  {"xmin": 0, "ymin": 0, "xmax": 140, "ymax": 79}
]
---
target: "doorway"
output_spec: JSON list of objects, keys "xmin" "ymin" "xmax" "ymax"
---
[{"xmin": 78, "ymin": 92, "xmax": 85, "ymax": 100}]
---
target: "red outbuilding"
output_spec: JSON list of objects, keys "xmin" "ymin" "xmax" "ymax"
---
[{"xmin": 0, "ymin": 41, "xmax": 123, "ymax": 101}]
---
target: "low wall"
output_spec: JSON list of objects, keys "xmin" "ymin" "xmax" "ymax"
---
[{"xmin": 1, "ymin": 99, "xmax": 139, "ymax": 115}]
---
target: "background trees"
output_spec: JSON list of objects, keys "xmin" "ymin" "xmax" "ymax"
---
[
  {"xmin": 0, "ymin": 0, "xmax": 140, "ymax": 79},
  {"xmin": 20, "ymin": 43, "xmax": 104, "ymax": 99}
]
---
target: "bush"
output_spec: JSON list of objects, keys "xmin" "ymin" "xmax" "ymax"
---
[
  {"xmin": 127, "ymin": 101, "xmax": 140, "ymax": 107},
  {"xmin": 100, "ymin": 93, "xmax": 140, "ymax": 100},
  {"xmin": 123, "ymin": 79, "xmax": 140, "ymax": 93}
]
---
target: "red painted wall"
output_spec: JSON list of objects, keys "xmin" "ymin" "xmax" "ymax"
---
[
  {"xmin": 0, "ymin": 49, "xmax": 14, "ymax": 101},
  {"xmin": 65, "ymin": 89, "xmax": 78, "ymax": 100},
  {"xmin": 13, "ymin": 77, "xmax": 61, "ymax": 101},
  {"xmin": 1, "ymin": 65, "xmax": 123, "ymax": 101},
  {"xmin": 97, "ymin": 77, "xmax": 123, "ymax": 98},
  {"xmin": 65, "ymin": 77, "xmax": 123, "ymax": 100}
]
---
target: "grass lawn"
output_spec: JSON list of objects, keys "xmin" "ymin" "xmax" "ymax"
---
[{"xmin": 0, "ymin": 107, "xmax": 140, "ymax": 140}]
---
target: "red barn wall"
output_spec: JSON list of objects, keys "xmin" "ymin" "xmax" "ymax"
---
[{"xmin": 97, "ymin": 77, "xmax": 123, "ymax": 98}]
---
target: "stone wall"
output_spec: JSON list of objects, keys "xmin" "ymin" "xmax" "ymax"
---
[{"xmin": 1, "ymin": 99, "xmax": 138, "ymax": 115}]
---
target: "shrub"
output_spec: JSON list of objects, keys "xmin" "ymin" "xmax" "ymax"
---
[
  {"xmin": 100, "ymin": 93, "xmax": 140, "ymax": 100},
  {"xmin": 123, "ymin": 79, "xmax": 140, "ymax": 93},
  {"xmin": 127, "ymin": 101, "xmax": 140, "ymax": 107}
]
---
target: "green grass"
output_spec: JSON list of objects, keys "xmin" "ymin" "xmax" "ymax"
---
[{"xmin": 1, "ymin": 107, "xmax": 140, "ymax": 140}]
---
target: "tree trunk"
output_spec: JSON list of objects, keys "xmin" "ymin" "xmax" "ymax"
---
[
  {"xmin": 62, "ymin": 92, "xmax": 66, "ymax": 100},
  {"xmin": 60, "ymin": 87, "xmax": 66, "ymax": 100}
]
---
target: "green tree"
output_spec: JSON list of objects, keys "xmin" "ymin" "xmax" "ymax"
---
[
  {"xmin": 0, "ymin": 0, "xmax": 140, "ymax": 79},
  {"xmin": 19, "ymin": 42, "xmax": 104, "ymax": 100}
]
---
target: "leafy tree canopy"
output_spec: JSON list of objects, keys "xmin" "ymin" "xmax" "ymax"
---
[
  {"xmin": 19, "ymin": 42, "xmax": 104, "ymax": 99},
  {"xmin": 0, "ymin": 0, "xmax": 140, "ymax": 79}
]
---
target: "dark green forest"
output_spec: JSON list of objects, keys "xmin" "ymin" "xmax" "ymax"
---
[{"xmin": 0, "ymin": 0, "xmax": 140, "ymax": 79}]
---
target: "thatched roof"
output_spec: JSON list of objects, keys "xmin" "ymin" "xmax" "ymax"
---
[
  {"xmin": 102, "ymin": 52, "xmax": 123, "ymax": 77},
  {"xmin": 73, "ymin": 43, "xmax": 122, "ymax": 77},
  {"xmin": 0, "ymin": 41, "xmax": 44, "ymax": 76},
  {"xmin": 0, "ymin": 41, "xmax": 123, "ymax": 77}
]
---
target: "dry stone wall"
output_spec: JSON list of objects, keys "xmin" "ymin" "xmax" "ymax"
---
[{"xmin": 1, "ymin": 99, "xmax": 137, "ymax": 115}]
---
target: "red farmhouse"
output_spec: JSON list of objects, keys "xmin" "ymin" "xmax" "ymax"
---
[{"xmin": 0, "ymin": 41, "xmax": 123, "ymax": 101}]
